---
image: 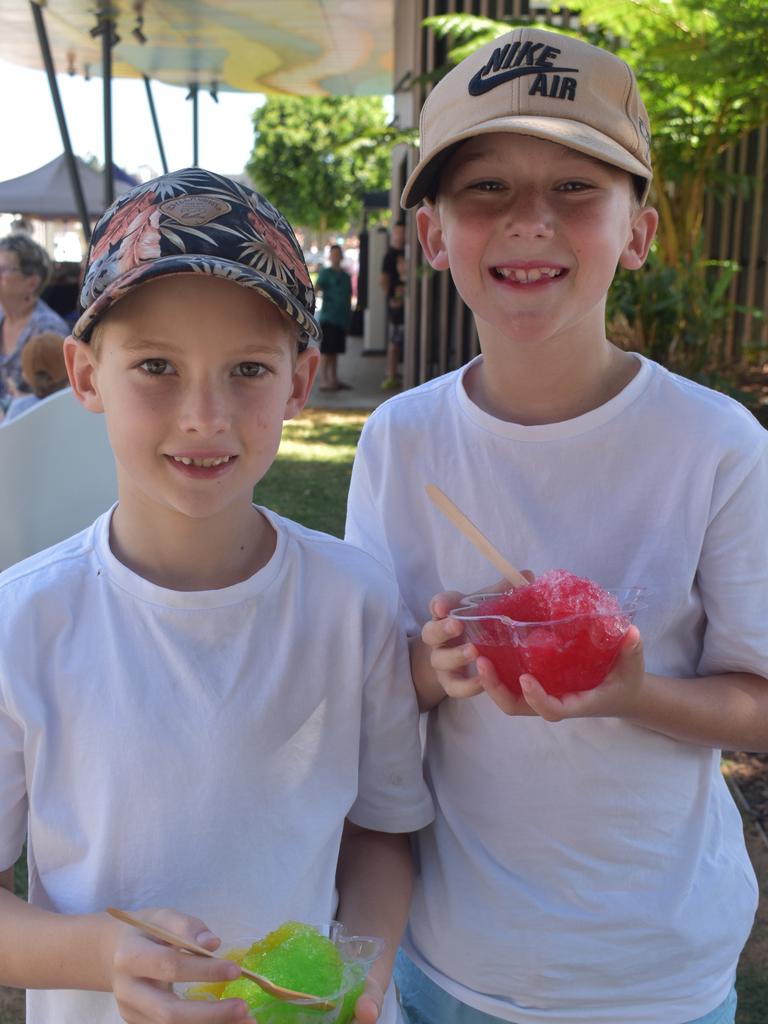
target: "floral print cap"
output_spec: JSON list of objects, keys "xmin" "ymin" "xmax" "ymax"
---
[{"xmin": 73, "ymin": 167, "xmax": 320, "ymax": 347}]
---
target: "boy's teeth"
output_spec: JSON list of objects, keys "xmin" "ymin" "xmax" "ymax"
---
[
  {"xmin": 172, "ymin": 455, "xmax": 232, "ymax": 467},
  {"xmin": 496, "ymin": 266, "xmax": 561, "ymax": 282}
]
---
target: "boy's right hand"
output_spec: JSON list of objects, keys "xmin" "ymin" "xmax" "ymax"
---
[
  {"xmin": 420, "ymin": 591, "xmax": 486, "ymax": 701},
  {"xmin": 104, "ymin": 907, "xmax": 250, "ymax": 1022},
  {"xmin": 419, "ymin": 579, "xmax": 537, "ymax": 713}
]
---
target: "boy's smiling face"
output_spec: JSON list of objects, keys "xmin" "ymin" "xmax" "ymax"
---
[
  {"xmin": 417, "ymin": 133, "xmax": 657, "ymax": 351},
  {"xmin": 66, "ymin": 274, "xmax": 318, "ymax": 529}
]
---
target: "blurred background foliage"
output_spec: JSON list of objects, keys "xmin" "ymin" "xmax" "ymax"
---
[{"xmin": 248, "ymin": 96, "xmax": 405, "ymax": 235}]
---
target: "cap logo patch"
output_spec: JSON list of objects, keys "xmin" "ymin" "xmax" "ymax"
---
[
  {"xmin": 468, "ymin": 41, "xmax": 578, "ymax": 101},
  {"xmin": 159, "ymin": 195, "xmax": 231, "ymax": 226}
]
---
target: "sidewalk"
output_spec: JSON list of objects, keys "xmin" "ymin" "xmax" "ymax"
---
[{"xmin": 306, "ymin": 333, "xmax": 396, "ymax": 412}]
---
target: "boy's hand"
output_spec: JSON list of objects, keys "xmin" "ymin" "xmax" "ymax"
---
[
  {"xmin": 479, "ymin": 625, "xmax": 646, "ymax": 721},
  {"xmin": 420, "ymin": 591, "xmax": 485, "ymax": 701},
  {"xmin": 421, "ymin": 580, "xmax": 646, "ymax": 721},
  {"xmin": 105, "ymin": 907, "xmax": 250, "ymax": 1023},
  {"xmin": 419, "ymin": 579, "xmax": 535, "ymax": 707},
  {"xmin": 352, "ymin": 974, "xmax": 384, "ymax": 1024}
]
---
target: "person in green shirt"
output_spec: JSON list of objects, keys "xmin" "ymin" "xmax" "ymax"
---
[{"xmin": 315, "ymin": 244, "xmax": 353, "ymax": 391}]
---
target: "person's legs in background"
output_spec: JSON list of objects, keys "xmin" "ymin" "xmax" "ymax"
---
[
  {"xmin": 320, "ymin": 351, "xmax": 339, "ymax": 390},
  {"xmin": 319, "ymin": 323, "xmax": 351, "ymax": 391},
  {"xmin": 382, "ymin": 324, "xmax": 404, "ymax": 391}
]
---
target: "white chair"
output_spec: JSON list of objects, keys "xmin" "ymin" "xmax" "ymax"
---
[{"xmin": 0, "ymin": 388, "xmax": 117, "ymax": 572}]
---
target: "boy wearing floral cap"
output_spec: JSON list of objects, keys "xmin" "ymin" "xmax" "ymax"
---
[
  {"xmin": 0, "ymin": 168, "xmax": 433, "ymax": 1024},
  {"xmin": 346, "ymin": 26, "xmax": 768, "ymax": 1024}
]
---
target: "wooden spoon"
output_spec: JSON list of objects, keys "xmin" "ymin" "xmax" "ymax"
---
[
  {"xmin": 425, "ymin": 484, "xmax": 529, "ymax": 588},
  {"xmin": 106, "ymin": 907, "xmax": 335, "ymax": 1009}
]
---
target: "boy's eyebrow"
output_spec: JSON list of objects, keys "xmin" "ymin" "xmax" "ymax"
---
[
  {"xmin": 119, "ymin": 336, "xmax": 178, "ymax": 351},
  {"xmin": 117, "ymin": 336, "xmax": 289, "ymax": 355}
]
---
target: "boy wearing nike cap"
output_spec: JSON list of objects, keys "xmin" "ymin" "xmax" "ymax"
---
[
  {"xmin": 0, "ymin": 168, "xmax": 433, "ymax": 1024},
  {"xmin": 346, "ymin": 27, "xmax": 768, "ymax": 1024}
]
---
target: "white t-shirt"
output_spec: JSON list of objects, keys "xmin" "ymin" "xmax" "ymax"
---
[
  {"xmin": 0, "ymin": 506, "xmax": 434, "ymax": 1024},
  {"xmin": 345, "ymin": 354, "xmax": 768, "ymax": 1024}
]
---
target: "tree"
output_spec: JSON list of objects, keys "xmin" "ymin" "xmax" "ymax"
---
[{"xmin": 247, "ymin": 96, "xmax": 396, "ymax": 234}]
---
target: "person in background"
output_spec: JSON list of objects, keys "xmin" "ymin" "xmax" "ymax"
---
[
  {"xmin": 0, "ymin": 235, "xmax": 69, "ymax": 414},
  {"xmin": 42, "ymin": 261, "xmax": 84, "ymax": 328},
  {"xmin": 386, "ymin": 253, "xmax": 407, "ymax": 380},
  {"xmin": 2, "ymin": 331, "xmax": 69, "ymax": 423},
  {"xmin": 379, "ymin": 221, "xmax": 405, "ymax": 390},
  {"xmin": 9, "ymin": 217, "xmax": 33, "ymax": 235},
  {"xmin": 316, "ymin": 243, "xmax": 353, "ymax": 391}
]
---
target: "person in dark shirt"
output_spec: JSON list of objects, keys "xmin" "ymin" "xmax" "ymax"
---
[
  {"xmin": 379, "ymin": 222, "xmax": 405, "ymax": 390},
  {"xmin": 316, "ymin": 244, "xmax": 353, "ymax": 391}
]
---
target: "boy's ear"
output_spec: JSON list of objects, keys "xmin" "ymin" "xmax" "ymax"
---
[
  {"xmin": 416, "ymin": 203, "xmax": 450, "ymax": 271},
  {"xmin": 619, "ymin": 206, "xmax": 659, "ymax": 271},
  {"xmin": 63, "ymin": 336, "xmax": 104, "ymax": 413},
  {"xmin": 284, "ymin": 344, "xmax": 320, "ymax": 421}
]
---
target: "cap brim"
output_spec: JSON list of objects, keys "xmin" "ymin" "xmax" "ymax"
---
[
  {"xmin": 72, "ymin": 254, "xmax": 321, "ymax": 343},
  {"xmin": 401, "ymin": 116, "xmax": 652, "ymax": 208}
]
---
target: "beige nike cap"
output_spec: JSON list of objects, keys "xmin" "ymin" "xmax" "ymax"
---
[{"xmin": 401, "ymin": 27, "xmax": 653, "ymax": 208}]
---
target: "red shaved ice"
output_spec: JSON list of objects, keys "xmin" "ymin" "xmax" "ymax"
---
[{"xmin": 453, "ymin": 571, "xmax": 641, "ymax": 697}]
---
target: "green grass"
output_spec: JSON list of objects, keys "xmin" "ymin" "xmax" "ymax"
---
[{"xmin": 253, "ymin": 409, "xmax": 368, "ymax": 537}]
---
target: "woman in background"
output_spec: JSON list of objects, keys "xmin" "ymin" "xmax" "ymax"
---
[{"xmin": 0, "ymin": 235, "xmax": 69, "ymax": 415}]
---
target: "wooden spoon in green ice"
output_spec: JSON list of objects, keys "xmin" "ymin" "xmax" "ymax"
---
[{"xmin": 107, "ymin": 907, "xmax": 335, "ymax": 1009}]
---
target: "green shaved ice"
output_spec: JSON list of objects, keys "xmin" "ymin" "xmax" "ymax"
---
[
  {"xmin": 242, "ymin": 922, "xmax": 343, "ymax": 996},
  {"xmin": 220, "ymin": 922, "xmax": 347, "ymax": 1022},
  {"xmin": 221, "ymin": 976, "xmax": 271, "ymax": 1010}
]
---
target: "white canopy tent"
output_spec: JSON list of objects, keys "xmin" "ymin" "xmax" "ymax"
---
[{"xmin": 0, "ymin": 153, "xmax": 134, "ymax": 219}]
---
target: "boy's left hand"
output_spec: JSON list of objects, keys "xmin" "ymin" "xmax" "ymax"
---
[
  {"xmin": 478, "ymin": 625, "xmax": 647, "ymax": 722},
  {"xmin": 352, "ymin": 975, "xmax": 384, "ymax": 1024}
]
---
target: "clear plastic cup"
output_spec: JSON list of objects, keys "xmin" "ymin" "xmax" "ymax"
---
[{"xmin": 451, "ymin": 587, "xmax": 645, "ymax": 696}]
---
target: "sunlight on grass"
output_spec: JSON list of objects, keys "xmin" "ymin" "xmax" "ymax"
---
[
  {"xmin": 276, "ymin": 410, "xmax": 367, "ymax": 470},
  {"xmin": 254, "ymin": 409, "xmax": 368, "ymax": 538}
]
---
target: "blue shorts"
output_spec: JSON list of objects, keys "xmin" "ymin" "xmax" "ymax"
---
[{"xmin": 395, "ymin": 951, "xmax": 738, "ymax": 1024}]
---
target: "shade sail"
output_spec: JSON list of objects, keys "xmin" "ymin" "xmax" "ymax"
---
[
  {"xmin": 0, "ymin": 154, "xmax": 135, "ymax": 218},
  {"xmin": 2, "ymin": 1, "xmax": 394, "ymax": 96}
]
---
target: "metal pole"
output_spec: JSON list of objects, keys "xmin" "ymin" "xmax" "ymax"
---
[
  {"xmin": 29, "ymin": 0, "xmax": 91, "ymax": 242},
  {"xmin": 142, "ymin": 75, "xmax": 168, "ymax": 174},
  {"xmin": 101, "ymin": 14, "xmax": 114, "ymax": 208},
  {"xmin": 190, "ymin": 83, "xmax": 199, "ymax": 166}
]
